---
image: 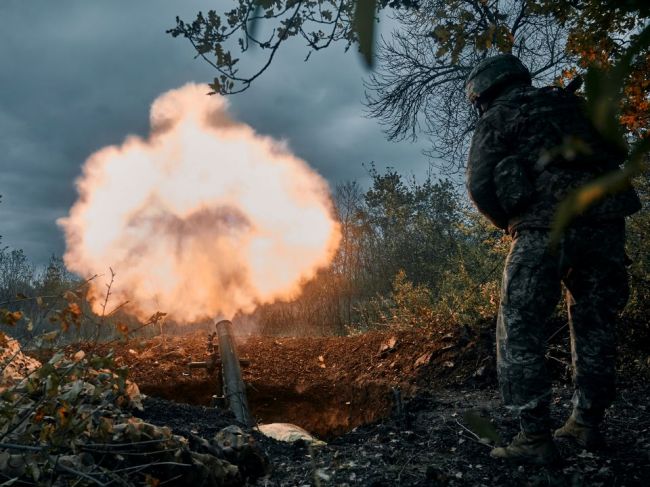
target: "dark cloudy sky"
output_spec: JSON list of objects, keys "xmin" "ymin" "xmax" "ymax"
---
[{"xmin": 0, "ymin": 0, "xmax": 430, "ymax": 265}]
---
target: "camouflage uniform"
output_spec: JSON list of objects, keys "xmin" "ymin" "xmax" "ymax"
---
[
  {"xmin": 498, "ymin": 223, "xmax": 629, "ymax": 433},
  {"xmin": 466, "ymin": 81, "xmax": 641, "ymax": 435}
]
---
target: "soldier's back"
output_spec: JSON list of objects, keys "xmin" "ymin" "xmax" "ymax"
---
[{"xmin": 489, "ymin": 85, "xmax": 640, "ymax": 232}]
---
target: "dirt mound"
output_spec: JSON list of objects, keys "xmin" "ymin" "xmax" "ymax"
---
[
  {"xmin": 25, "ymin": 320, "xmax": 648, "ymax": 485},
  {"xmin": 80, "ymin": 322, "xmax": 494, "ymax": 438}
]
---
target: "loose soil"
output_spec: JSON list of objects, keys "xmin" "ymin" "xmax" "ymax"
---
[
  {"xmin": 64, "ymin": 320, "xmax": 650, "ymax": 485},
  {"xmin": 89, "ymin": 321, "xmax": 484, "ymax": 439}
]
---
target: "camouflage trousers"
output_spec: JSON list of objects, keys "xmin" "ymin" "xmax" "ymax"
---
[{"xmin": 497, "ymin": 220, "xmax": 629, "ymax": 434}]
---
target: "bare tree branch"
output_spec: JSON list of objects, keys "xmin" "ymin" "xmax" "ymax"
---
[{"xmin": 365, "ymin": 0, "xmax": 573, "ymax": 172}]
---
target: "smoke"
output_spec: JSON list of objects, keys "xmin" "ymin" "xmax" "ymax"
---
[{"xmin": 59, "ymin": 83, "xmax": 341, "ymax": 322}]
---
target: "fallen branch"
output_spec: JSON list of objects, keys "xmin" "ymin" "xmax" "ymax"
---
[
  {"xmin": 107, "ymin": 462, "xmax": 192, "ymax": 474},
  {"xmin": 0, "ymin": 442, "xmax": 43, "ymax": 452},
  {"xmin": 82, "ymin": 439, "xmax": 169, "ymax": 449},
  {"xmin": 55, "ymin": 461, "xmax": 108, "ymax": 487}
]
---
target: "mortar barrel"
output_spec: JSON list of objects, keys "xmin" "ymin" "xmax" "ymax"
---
[{"xmin": 215, "ymin": 319, "xmax": 253, "ymax": 426}]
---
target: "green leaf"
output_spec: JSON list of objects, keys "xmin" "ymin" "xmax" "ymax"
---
[
  {"xmin": 353, "ymin": 0, "xmax": 377, "ymax": 68},
  {"xmin": 90, "ymin": 352, "xmax": 115, "ymax": 370},
  {"xmin": 48, "ymin": 351, "xmax": 64, "ymax": 365},
  {"xmin": 62, "ymin": 380, "xmax": 84, "ymax": 403},
  {"xmin": 208, "ymin": 77, "xmax": 222, "ymax": 95},
  {"xmin": 45, "ymin": 374, "xmax": 60, "ymax": 396},
  {"xmin": 37, "ymin": 363, "xmax": 55, "ymax": 379}
]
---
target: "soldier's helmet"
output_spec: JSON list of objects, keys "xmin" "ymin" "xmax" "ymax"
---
[{"xmin": 465, "ymin": 54, "xmax": 531, "ymax": 106}]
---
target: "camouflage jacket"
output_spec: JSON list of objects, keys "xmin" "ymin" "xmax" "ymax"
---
[{"xmin": 466, "ymin": 85, "xmax": 641, "ymax": 232}]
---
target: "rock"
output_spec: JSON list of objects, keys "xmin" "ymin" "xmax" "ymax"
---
[{"xmin": 258, "ymin": 423, "xmax": 326, "ymax": 446}]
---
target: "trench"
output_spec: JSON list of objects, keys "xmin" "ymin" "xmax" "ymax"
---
[{"xmin": 140, "ymin": 378, "xmax": 397, "ymax": 439}]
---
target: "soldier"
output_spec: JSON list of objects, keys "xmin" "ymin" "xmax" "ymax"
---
[{"xmin": 465, "ymin": 54, "xmax": 641, "ymax": 464}]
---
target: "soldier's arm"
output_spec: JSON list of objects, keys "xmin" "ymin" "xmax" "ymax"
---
[{"xmin": 466, "ymin": 118, "xmax": 510, "ymax": 230}]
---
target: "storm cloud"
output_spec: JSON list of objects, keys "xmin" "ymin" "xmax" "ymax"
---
[{"xmin": 0, "ymin": 0, "xmax": 429, "ymax": 265}]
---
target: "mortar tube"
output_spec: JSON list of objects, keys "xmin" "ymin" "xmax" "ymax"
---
[{"xmin": 215, "ymin": 319, "xmax": 253, "ymax": 427}]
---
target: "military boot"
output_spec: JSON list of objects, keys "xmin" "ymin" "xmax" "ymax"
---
[
  {"xmin": 490, "ymin": 431, "xmax": 560, "ymax": 465},
  {"xmin": 554, "ymin": 415, "xmax": 605, "ymax": 451}
]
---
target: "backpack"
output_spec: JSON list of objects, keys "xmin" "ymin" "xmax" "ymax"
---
[
  {"xmin": 511, "ymin": 86, "xmax": 626, "ymax": 175},
  {"xmin": 491, "ymin": 86, "xmax": 631, "ymax": 217}
]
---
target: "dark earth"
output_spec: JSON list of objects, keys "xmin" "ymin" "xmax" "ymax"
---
[{"xmin": 80, "ymin": 319, "xmax": 649, "ymax": 486}]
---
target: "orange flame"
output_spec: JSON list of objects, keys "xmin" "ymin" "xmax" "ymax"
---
[{"xmin": 59, "ymin": 83, "xmax": 341, "ymax": 322}]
